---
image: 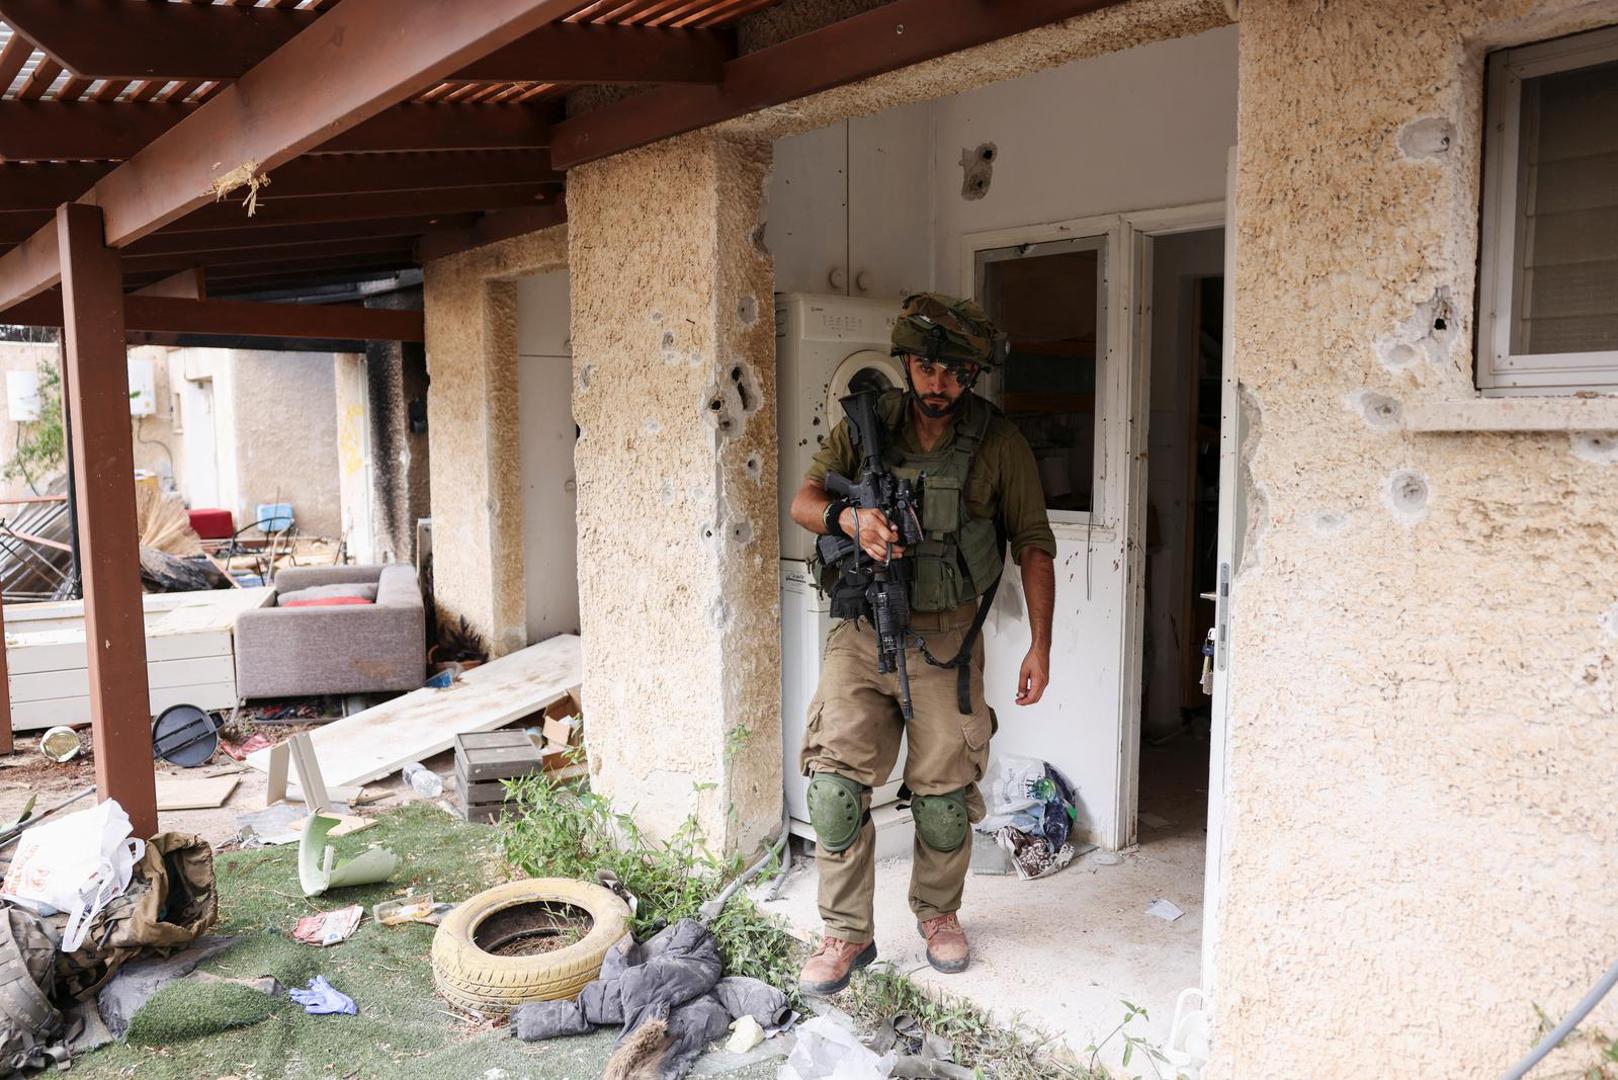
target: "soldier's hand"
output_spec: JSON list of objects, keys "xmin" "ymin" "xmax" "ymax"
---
[
  {"xmin": 839, "ymin": 506, "xmax": 904, "ymax": 562},
  {"xmin": 1015, "ymin": 646, "xmax": 1049, "ymax": 705}
]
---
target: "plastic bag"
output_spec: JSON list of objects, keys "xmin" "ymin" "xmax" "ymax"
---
[
  {"xmin": 779, "ymin": 1016, "xmax": 896, "ymax": 1079},
  {"xmin": 976, "ymin": 756, "xmax": 1053, "ymax": 832},
  {"xmin": 0, "ymin": 799, "xmax": 145, "ymax": 952}
]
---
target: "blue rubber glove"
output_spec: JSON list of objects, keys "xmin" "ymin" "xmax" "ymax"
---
[{"xmin": 288, "ymin": 975, "xmax": 357, "ymax": 1016}]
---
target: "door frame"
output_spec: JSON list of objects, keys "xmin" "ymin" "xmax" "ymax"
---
[{"xmin": 959, "ymin": 200, "xmax": 1225, "ymax": 853}]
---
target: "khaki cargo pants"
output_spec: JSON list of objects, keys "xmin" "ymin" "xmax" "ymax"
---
[{"xmin": 799, "ymin": 600, "xmax": 992, "ymax": 944}]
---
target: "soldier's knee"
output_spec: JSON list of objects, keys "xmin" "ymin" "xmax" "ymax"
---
[
  {"xmin": 911, "ymin": 788, "xmax": 970, "ymax": 852},
  {"xmin": 806, "ymin": 772, "xmax": 868, "ymax": 854}
]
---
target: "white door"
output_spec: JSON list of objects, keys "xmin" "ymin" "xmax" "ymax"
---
[
  {"xmin": 1202, "ymin": 147, "xmax": 1242, "ymax": 997},
  {"xmin": 517, "ymin": 271, "xmax": 580, "ymax": 642}
]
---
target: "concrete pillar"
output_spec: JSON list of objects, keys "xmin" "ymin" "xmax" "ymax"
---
[{"xmin": 568, "ymin": 131, "xmax": 782, "ymax": 855}]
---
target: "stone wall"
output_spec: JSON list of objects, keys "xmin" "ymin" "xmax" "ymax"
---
[
  {"xmin": 567, "ymin": 131, "xmax": 781, "ymax": 854},
  {"xmin": 1210, "ymin": 2, "xmax": 1618, "ymax": 1075}
]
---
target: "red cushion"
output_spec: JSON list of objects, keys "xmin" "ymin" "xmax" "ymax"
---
[
  {"xmin": 188, "ymin": 508, "xmax": 235, "ymax": 539},
  {"xmin": 281, "ymin": 596, "xmax": 373, "ymax": 608}
]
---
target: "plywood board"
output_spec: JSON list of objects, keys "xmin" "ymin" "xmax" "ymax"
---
[
  {"xmin": 155, "ymin": 772, "xmax": 240, "ymax": 810},
  {"xmin": 245, "ymin": 635, "xmax": 581, "ymax": 789}
]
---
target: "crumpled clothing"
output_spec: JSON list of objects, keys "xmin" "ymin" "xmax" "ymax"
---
[
  {"xmin": 511, "ymin": 918, "xmax": 791, "ymax": 1080},
  {"xmin": 288, "ymin": 976, "xmax": 356, "ymax": 1016}
]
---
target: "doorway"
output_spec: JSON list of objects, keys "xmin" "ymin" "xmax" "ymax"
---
[{"xmin": 1137, "ymin": 226, "xmax": 1225, "ymax": 911}]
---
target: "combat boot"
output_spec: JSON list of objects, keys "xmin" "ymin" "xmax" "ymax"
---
[
  {"xmin": 798, "ymin": 935, "xmax": 877, "ymax": 995},
  {"xmin": 917, "ymin": 913, "xmax": 970, "ymax": 973}
]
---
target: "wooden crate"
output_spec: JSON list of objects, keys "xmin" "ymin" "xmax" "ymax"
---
[{"xmin": 453, "ymin": 730, "xmax": 542, "ymax": 822}]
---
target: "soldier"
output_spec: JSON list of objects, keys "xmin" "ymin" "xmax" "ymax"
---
[{"xmin": 789, "ymin": 292, "xmax": 1056, "ymax": 994}]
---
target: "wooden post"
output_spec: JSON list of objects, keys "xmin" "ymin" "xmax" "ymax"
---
[
  {"xmin": 57, "ymin": 203, "xmax": 156, "ymax": 836},
  {"xmin": 0, "ymin": 599, "xmax": 11, "ymax": 756}
]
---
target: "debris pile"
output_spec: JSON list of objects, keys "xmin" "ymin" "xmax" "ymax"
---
[{"xmin": 976, "ymin": 756, "xmax": 1081, "ymax": 880}]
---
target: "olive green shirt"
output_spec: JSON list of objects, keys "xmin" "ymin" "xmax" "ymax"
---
[{"xmin": 806, "ymin": 393, "xmax": 1057, "ymax": 565}]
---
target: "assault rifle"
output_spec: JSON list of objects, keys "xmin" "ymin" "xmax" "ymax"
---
[{"xmin": 816, "ymin": 390, "xmax": 925, "ymax": 719}]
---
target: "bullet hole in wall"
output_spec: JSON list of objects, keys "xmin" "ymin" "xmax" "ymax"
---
[
  {"xmin": 1385, "ymin": 469, "xmax": 1431, "ymax": 523},
  {"xmin": 1398, "ymin": 117, "xmax": 1454, "ymax": 159},
  {"xmin": 959, "ymin": 142, "xmax": 996, "ymax": 201}
]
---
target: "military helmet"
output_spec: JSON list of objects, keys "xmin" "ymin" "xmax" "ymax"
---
[{"xmin": 890, "ymin": 292, "xmax": 1007, "ymax": 371}]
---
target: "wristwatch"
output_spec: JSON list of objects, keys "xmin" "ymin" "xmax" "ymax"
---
[{"xmin": 822, "ymin": 498, "xmax": 852, "ymax": 537}]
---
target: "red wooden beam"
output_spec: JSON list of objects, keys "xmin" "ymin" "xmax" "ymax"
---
[
  {"xmin": 56, "ymin": 203, "xmax": 157, "ymax": 837},
  {"xmin": 124, "ymin": 234, "xmax": 417, "ymax": 276},
  {"xmin": 415, "ymin": 201, "xmax": 568, "ymax": 262},
  {"xmin": 0, "ymin": 102, "xmax": 557, "ymax": 161},
  {"xmin": 458, "ymin": 23, "xmax": 732, "ymax": 84},
  {"xmin": 4, "ymin": 290, "xmax": 425, "ymax": 341},
  {"xmin": 0, "ymin": 0, "xmax": 577, "ymax": 313},
  {"xmin": 0, "ymin": 152, "xmax": 561, "ymax": 213},
  {"xmin": 550, "ymin": 0, "xmax": 1128, "ymax": 168},
  {"xmin": 0, "ymin": 0, "xmax": 731, "ymax": 85},
  {"xmin": 167, "ymin": 186, "xmax": 556, "ymax": 234},
  {"xmin": 120, "ymin": 215, "xmax": 480, "ymax": 257},
  {"xmin": 132, "ymin": 268, "xmax": 206, "ymax": 299}
]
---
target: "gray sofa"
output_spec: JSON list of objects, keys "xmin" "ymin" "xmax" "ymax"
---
[{"xmin": 234, "ymin": 564, "xmax": 425, "ymax": 699}]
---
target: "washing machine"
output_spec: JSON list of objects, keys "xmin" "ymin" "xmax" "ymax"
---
[
  {"xmin": 775, "ymin": 293, "xmax": 908, "ymax": 562},
  {"xmin": 776, "ymin": 293, "xmax": 912, "ymax": 856}
]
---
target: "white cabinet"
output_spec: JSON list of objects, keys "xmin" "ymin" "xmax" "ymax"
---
[{"xmin": 766, "ymin": 102, "xmax": 932, "ymax": 298}]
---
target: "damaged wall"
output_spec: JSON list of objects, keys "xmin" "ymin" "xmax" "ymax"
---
[
  {"xmin": 567, "ymin": 131, "xmax": 781, "ymax": 855},
  {"xmin": 423, "ymin": 226, "xmax": 568, "ymax": 658},
  {"xmin": 364, "ymin": 286, "xmax": 430, "ymax": 565},
  {"xmin": 1212, "ymin": 1, "xmax": 1618, "ymax": 1076}
]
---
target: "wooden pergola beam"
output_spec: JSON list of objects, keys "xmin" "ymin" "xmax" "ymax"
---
[
  {"xmin": 0, "ymin": 152, "xmax": 561, "ymax": 213},
  {"xmin": 0, "ymin": 0, "xmax": 731, "ymax": 84},
  {"xmin": 122, "ymin": 215, "xmax": 479, "ymax": 257},
  {"xmin": 4, "ymin": 291, "xmax": 426, "ymax": 342},
  {"xmin": 0, "ymin": 101, "xmax": 558, "ymax": 162},
  {"xmin": 415, "ymin": 201, "xmax": 568, "ymax": 262},
  {"xmin": 550, "ymin": 0, "xmax": 1128, "ymax": 168},
  {"xmin": 0, "ymin": 0, "xmax": 577, "ymax": 314},
  {"xmin": 166, "ymin": 186, "xmax": 557, "ymax": 234}
]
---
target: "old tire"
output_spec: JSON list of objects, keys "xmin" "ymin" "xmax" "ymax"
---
[{"xmin": 430, "ymin": 877, "xmax": 631, "ymax": 1017}]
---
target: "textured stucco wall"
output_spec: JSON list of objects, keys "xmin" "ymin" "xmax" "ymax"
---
[
  {"xmin": 568, "ymin": 132, "xmax": 782, "ymax": 854},
  {"xmin": 423, "ymin": 227, "xmax": 568, "ymax": 657},
  {"xmin": 1211, "ymin": 2, "xmax": 1618, "ymax": 1076},
  {"xmin": 229, "ymin": 351, "xmax": 341, "ymax": 538},
  {"xmin": 720, "ymin": 0, "xmax": 1230, "ymax": 143}
]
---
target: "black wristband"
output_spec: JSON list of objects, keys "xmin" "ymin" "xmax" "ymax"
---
[{"xmin": 823, "ymin": 499, "xmax": 851, "ymax": 536}]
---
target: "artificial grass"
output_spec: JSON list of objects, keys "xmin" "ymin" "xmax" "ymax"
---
[
  {"xmin": 68, "ymin": 802, "xmax": 783, "ymax": 1080},
  {"xmin": 125, "ymin": 981, "xmax": 279, "ymax": 1045}
]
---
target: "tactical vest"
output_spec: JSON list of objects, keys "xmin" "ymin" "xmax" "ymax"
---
[{"xmin": 872, "ymin": 389, "xmax": 1003, "ymax": 614}]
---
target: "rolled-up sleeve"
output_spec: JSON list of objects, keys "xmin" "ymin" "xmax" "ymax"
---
[{"xmin": 998, "ymin": 432, "xmax": 1057, "ymax": 565}]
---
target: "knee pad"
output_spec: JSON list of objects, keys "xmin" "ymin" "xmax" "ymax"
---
[
  {"xmin": 806, "ymin": 773, "xmax": 868, "ymax": 853},
  {"xmin": 911, "ymin": 788, "xmax": 970, "ymax": 852}
]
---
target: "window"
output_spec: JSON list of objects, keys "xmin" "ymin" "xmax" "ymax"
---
[
  {"xmin": 1479, "ymin": 26, "xmax": 1618, "ymax": 393},
  {"xmin": 976, "ymin": 236, "xmax": 1106, "ymax": 518}
]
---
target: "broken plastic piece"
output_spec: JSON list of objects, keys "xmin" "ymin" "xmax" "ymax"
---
[{"xmin": 297, "ymin": 813, "xmax": 398, "ymax": 897}]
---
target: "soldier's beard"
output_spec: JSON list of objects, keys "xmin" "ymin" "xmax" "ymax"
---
[{"xmin": 905, "ymin": 372, "xmax": 967, "ymax": 419}]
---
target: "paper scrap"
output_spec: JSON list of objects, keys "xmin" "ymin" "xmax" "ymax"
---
[
  {"xmin": 294, "ymin": 904, "xmax": 363, "ymax": 946},
  {"xmin": 1146, "ymin": 898, "xmax": 1185, "ymax": 922}
]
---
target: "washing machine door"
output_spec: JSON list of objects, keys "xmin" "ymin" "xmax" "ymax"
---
[{"xmin": 827, "ymin": 349, "xmax": 905, "ymax": 427}]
